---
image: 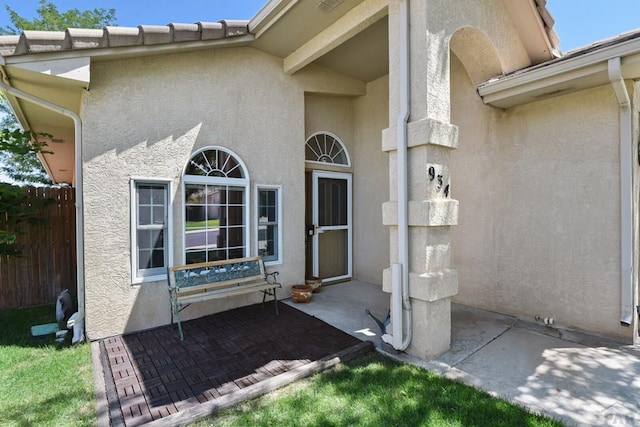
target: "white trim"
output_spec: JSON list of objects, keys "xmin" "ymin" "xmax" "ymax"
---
[
  {"xmin": 249, "ymin": 0, "xmax": 297, "ymax": 37},
  {"xmin": 305, "ymin": 131, "xmax": 351, "ymax": 167},
  {"xmin": 130, "ymin": 177, "xmax": 173, "ymax": 285},
  {"xmin": 311, "ymin": 170, "xmax": 352, "ymax": 282},
  {"xmin": 183, "ymin": 175, "xmax": 249, "ymax": 186},
  {"xmin": 255, "ymin": 184, "xmax": 283, "ymax": 266}
]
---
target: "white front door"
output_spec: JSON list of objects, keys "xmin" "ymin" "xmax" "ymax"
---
[{"xmin": 311, "ymin": 170, "xmax": 352, "ymax": 282}]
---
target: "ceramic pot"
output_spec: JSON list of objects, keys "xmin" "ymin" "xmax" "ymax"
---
[
  {"xmin": 305, "ymin": 277, "xmax": 322, "ymax": 293},
  {"xmin": 291, "ymin": 284, "xmax": 313, "ymax": 303}
]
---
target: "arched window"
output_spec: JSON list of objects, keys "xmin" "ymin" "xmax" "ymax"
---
[
  {"xmin": 305, "ymin": 132, "xmax": 350, "ymax": 167},
  {"xmin": 183, "ymin": 147, "xmax": 249, "ymax": 264}
]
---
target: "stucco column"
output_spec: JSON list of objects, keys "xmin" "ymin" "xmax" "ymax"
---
[{"xmin": 382, "ymin": 0, "xmax": 459, "ymax": 359}]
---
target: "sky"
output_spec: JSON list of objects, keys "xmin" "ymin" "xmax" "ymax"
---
[{"xmin": 0, "ymin": 1, "xmax": 638, "ymax": 52}]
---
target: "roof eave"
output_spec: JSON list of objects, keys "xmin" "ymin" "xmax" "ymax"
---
[
  {"xmin": 1, "ymin": 33, "xmax": 254, "ymax": 66},
  {"xmin": 249, "ymin": 0, "xmax": 294, "ymax": 38},
  {"xmin": 478, "ymin": 35, "xmax": 640, "ymax": 109}
]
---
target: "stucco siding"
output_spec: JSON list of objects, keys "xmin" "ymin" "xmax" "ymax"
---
[
  {"xmin": 430, "ymin": 0, "xmax": 531, "ymax": 73},
  {"xmin": 81, "ymin": 47, "xmax": 310, "ymax": 339},
  {"xmin": 353, "ymin": 75, "xmax": 389, "ymax": 285},
  {"xmin": 450, "ymin": 53, "xmax": 629, "ymax": 339}
]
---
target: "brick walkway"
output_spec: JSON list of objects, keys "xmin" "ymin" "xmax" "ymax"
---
[{"xmin": 99, "ymin": 303, "xmax": 365, "ymax": 426}]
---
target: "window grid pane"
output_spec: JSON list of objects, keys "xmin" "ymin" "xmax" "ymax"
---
[
  {"xmin": 135, "ymin": 183, "xmax": 168, "ymax": 278},
  {"xmin": 258, "ymin": 188, "xmax": 279, "ymax": 263},
  {"xmin": 184, "ymin": 181, "xmax": 246, "ymax": 264}
]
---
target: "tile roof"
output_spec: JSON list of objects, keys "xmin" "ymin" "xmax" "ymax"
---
[
  {"xmin": 0, "ymin": 2, "xmax": 560, "ymax": 61},
  {"xmin": 0, "ymin": 20, "xmax": 249, "ymax": 57}
]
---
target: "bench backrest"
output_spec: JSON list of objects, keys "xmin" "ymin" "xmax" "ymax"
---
[{"xmin": 168, "ymin": 256, "xmax": 266, "ymax": 293}]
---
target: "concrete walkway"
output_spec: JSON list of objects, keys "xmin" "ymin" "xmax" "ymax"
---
[{"xmin": 286, "ymin": 281, "xmax": 640, "ymax": 426}]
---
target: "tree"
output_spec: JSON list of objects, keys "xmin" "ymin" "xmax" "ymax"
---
[
  {"xmin": 0, "ymin": 1, "xmax": 117, "ymax": 186},
  {"xmin": 0, "ymin": 1, "xmax": 117, "ymax": 255},
  {"xmin": 0, "ymin": 130, "xmax": 51, "ymax": 255},
  {"xmin": 1, "ymin": 0, "xmax": 116, "ymax": 34}
]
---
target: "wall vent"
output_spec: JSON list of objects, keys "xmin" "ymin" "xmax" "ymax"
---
[
  {"xmin": 51, "ymin": 138, "xmax": 65, "ymax": 143},
  {"xmin": 317, "ymin": 0, "xmax": 343, "ymax": 13}
]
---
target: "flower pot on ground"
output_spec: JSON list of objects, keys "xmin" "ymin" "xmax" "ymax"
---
[
  {"xmin": 305, "ymin": 277, "xmax": 322, "ymax": 293},
  {"xmin": 291, "ymin": 284, "xmax": 313, "ymax": 303}
]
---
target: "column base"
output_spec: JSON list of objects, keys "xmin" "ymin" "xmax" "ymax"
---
[{"xmin": 408, "ymin": 298, "xmax": 451, "ymax": 359}]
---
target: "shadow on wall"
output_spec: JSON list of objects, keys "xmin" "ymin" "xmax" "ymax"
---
[{"xmin": 83, "ymin": 120, "xmax": 206, "ymax": 163}]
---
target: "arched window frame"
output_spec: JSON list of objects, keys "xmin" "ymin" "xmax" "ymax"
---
[
  {"xmin": 182, "ymin": 146, "xmax": 250, "ymax": 264},
  {"xmin": 305, "ymin": 131, "xmax": 351, "ymax": 167}
]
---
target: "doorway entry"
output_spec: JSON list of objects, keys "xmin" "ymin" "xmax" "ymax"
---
[{"xmin": 306, "ymin": 170, "xmax": 352, "ymax": 283}]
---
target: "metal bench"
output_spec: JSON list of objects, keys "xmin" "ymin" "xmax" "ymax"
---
[{"xmin": 167, "ymin": 255, "xmax": 281, "ymax": 340}]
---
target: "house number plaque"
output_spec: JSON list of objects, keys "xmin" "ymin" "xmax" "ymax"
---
[{"xmin": 427, "ymin": 164, "xmax": 450, "ymax": 198}]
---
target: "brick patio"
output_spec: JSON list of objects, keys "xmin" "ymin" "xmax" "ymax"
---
[{"xmin": 97, "ymin": 302, "xmax": 369, "ymax": 426}]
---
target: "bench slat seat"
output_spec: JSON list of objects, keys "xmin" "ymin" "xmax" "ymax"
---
[
  {"xmin": 168, "ymin": 256, "xmax": 281, "ymax": 340},
  {"xmin": 177, "ymin": 282, "xmax": 280, "ymax": 305}
]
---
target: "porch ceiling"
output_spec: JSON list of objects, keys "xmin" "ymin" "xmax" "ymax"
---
[{"xmin": 251, "ymin": 0, "xmax": 389, "ymax": 83}]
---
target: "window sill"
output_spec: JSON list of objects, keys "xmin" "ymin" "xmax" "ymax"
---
[{"xmin": 131, "ymin": 274, "xmax": 166, "ymax": 285}]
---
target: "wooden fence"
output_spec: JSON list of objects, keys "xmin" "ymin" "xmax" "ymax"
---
[{"xmin": 0, "ymin": 186, "xmax": 76, "ymax": 309}]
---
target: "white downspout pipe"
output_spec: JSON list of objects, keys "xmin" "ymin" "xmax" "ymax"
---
[
  {"xmin": 0, "ymin": 78, "xmax": 85, "ymax": 333},
  {"xmin": 382, "ymin": 0, "xmax": 412, "ymax": 351},
  {"xmin": 608, "ymin": 57, "xmax": 634, "ymax": 326}
]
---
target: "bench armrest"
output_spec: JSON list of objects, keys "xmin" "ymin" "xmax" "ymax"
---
[{"xmin": 265, "ymin": 270, "xmax": 280, "ymax": 285}]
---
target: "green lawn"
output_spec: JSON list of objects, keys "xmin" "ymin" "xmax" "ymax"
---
[
  {"xmin": 185, "ymin": 219, "xmax": 220, "ymax": 229},
  {"xmin": 196, "ymin": 352, "xmax": 564, "ymax": 427},
  {"xmin": 0, "ymin": 304, "xmax": 95, "ymax": 427}
]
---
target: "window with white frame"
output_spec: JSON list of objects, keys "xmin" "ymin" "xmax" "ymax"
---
[
  {"xmin": 183, "ymin": 147, "xmax": 249, "ymax": 264},
  {"xmin": 131, "ymin": 179, "xmax": 171, "ymax": 283},
  {"xmin": 257, "ymin": 186, "xmax": 281, "ymax": 264}
]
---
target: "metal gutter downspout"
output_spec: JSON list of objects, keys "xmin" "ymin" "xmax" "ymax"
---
[
  {"xmin": 382, "ymin": 0, "xmax": 412, "ymax": 351},
  {"xmin": 608, "ymin": 57, "xmax": 634, "ymax": 326},
  {"xmin": 0, "ymin": 77, "xmax": 86, "ymax": 334}
]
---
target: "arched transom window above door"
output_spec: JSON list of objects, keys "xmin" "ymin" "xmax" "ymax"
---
[{"xmin": 305, "ymin": 132, "xmax": 351, "ymax": 167}]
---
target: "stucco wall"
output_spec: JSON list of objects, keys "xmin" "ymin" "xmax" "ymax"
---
[
  {"xmin": 81, "ymin": 47, "xmax": 375, "ymax": 339},
  {"xmin": 353, "ymin": 75, "xmax": 389, "ymax": 285},
  {"xmin": 450, "ymin": 53, "xmax": 630, "ymax": 339}
]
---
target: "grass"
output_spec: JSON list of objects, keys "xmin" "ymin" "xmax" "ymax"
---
[
  {"xmin": 196, "ymin": 352, "xmax": 565, "ymax": 427},
  {"xmin": 0, "ymin": 304, "xmax": 95, "ymax": 427},
  {"xmin": 185, "ymin": 219, "xmax": 220, "ymax": 229}
]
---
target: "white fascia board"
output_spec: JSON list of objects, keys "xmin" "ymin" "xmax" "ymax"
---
[
  {"xmin": 249, "ymin": 0, "xmax": 295, "ymax": 35},
  {"xmin": 480, "ymin": 62, "xmax": 608, "ymax": 107},
  {"xmin": 12, "ymin": 57, "xmax": 90, "ymax": 85},
  {"xmin": 479, "ymin": 36, "xmax": 640, "ymax": 106}
]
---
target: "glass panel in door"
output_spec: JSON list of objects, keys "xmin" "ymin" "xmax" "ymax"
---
[{"xmin": 312, "ymin": 171, "xmax": 352, "ymax": 282}]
